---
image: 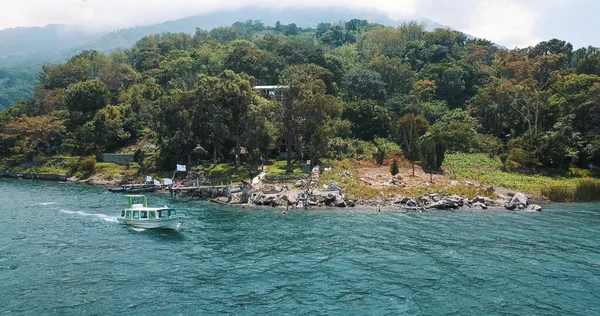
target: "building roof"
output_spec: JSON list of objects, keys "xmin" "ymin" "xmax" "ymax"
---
[{"xmin": 253, "ymin": 85, "xmax": 288, "ymax": 90}]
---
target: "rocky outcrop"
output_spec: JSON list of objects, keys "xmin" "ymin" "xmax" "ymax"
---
[
  {"xmin": 525, "ymin": 204, "xmax": 542, "ymax": 212},
  {"xmin": 505, "ymin": 192, "xmax": 528, "ymax": 210}
]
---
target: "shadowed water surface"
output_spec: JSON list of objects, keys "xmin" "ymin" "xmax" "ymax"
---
[{"xmin": 0, "ymin": 179, "xmax": 599, "ymax": 315}]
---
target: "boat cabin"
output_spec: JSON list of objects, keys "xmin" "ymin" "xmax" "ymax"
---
[
  {"xmin": 125, "ymin": 195, "xmax": 147, "ymax": 208},
  {"xmin": 122, "ymin": 195, "xmax": 179, "ymax": 220},
  {"xmin": 120, "ymin": 209, "xmax": 178, "ymax": 220}
]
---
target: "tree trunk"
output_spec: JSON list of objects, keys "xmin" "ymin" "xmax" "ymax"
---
[
  {"xmin": 430, "ymin": 172, "xmax": 432, "ymax": 183},
  {"xmin": 412, "ymin": 162, "xmax": 415, "ymax": 177},
  {"xmin": 187, "ymin": 152, "xmax": 192, "ymax": 168},
  {"xmin": 286, "ymin": 137, "xmax": 293, "ymax": 173},
  {"xmin": 235, "ymin": 134, "xmax": 241, "ymax": 167},
  {"xmin": 213, "ymin": 142, "xmax": 218, "ymax": 166}
]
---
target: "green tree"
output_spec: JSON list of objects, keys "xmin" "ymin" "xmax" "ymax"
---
[
  {"xmin": 64, "ymin": 80, "xmax": 112, "ymax": 119},
  {"xmin": 373, "ymin": 137, "xmax": 398, "ymax": 165},
  {"xmin": 2, "ymin": 114, "xmax": 65, "ymax": 158},
  {"xmin": 419, "ymin": 131, "xmax": 447, "ymax": 183},
  {"xmin": 342, "ymin": 68, "xmax": 386, "ymax": 101},
  {"xmin": 279, "ymin": 64, "xmax": 342, "ymax": 170},
  {"xmin": 342, "ymin": 100, "xmax": 391, "ymax": 141},
  {"xmin": 217, "ymin": 70, "xmax": 255, "ymax": 167},
  {"xmin": 397, "ymin": 113, "xmax": 429, "ymax": 176}
]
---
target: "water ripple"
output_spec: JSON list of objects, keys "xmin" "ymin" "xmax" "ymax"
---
[{"xmin": 0, "ymin": 179, "xmax": 599, "ymax": 315}]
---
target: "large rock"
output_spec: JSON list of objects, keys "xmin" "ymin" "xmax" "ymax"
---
[
  {"xmin": 430, "ymin": 193, "xmax": 443, "ymax": 202},
  {"xmin": 419, "ymin": 195, "xmax": 433, "ymax": 205},
  {"xmin": 472, "ymin": 196, "xmax": 494, "ymax": 206},
  {"xmin": 505, "ymin": 192, "xmax": 528, "ymax": 210},
  {"xmin": 445, "ymin": 198, "xmax": 460, "ymax": 209},
  {"xmin": 448, "ymin": 195, "xmax": 465, "ymax": 206},
  {"xmin": 472, "ymin": 202, "xmax": 488, "ymax": 210},
  {"xmin": 334, "ymin": 197, "xmax": 347, "ymax": 207},
  {"xmin": 287, "ymin": 196, "xmax": 297, "ymax": 205},
  {"xmin": 426, "ymin": 201, "xmax": 448, "ymax": 210},
  {"xmin": 505, "ymin": 202, "xmax": 517, "ymax": 210},
  {"xmin": 324, "ymin": 193, "xmax": 337, "ymax": 206},
  {"xmin": 525, "ymin": 204, "xmax": 542, "ymax": 212},
  {"xmin": 398, "ymin": 197, "xmax": 417, "ymax": 207},
  {"xmin": 509, "ymin": 193, "xmax": 528, "ymax": 206}
]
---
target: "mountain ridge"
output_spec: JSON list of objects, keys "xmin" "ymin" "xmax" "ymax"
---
[{"xmin": 0, "ymin": 7, "xmax": 452, "ymax": 68}]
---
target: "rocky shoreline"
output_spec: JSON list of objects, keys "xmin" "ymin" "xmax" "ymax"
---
[
  {"xmin": 244, "ymin": 183, "xmax": 544, "ymax": 212},
  {"xmin": 17, "ymin": 169, "xmax": 544, "ymax": 212}
]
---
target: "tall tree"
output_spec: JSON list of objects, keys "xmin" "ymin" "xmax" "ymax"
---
[
  {"xmin": 218, "ymin": 70, "xmax": 254, "ymax": 167},
  {"xmin": 2, "ymin": 115, "xmax": 65, "ymax": 158},
  {"xmin": 419, "ymin": 131, "xmax": 447, "ymax": 183},
  {"xmin": 397, "ymin": 113, "xmax": 429, "ymax": 176}
]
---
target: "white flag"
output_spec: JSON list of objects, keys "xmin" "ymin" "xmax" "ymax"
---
[
  {"xmin": 176, "ymin": 164, "xmax": 187, "ymax": 172},
  {"xmin": 163, "ymin": 179, "xmax": 173, "ymax": 186}
]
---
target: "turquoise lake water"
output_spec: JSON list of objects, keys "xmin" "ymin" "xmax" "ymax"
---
[{"xmin": 0, "ymin": 179, "xmax": 599, "ymax": 315}]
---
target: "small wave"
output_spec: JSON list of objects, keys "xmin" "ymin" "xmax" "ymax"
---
[
  {"xmin": 59, "ymin": 209, "xmax": 119, "ymax": 223},
  {"xmin": 131, "ymin": 227, "xmax": 146, "ymax": 232},
  {"xmin": 39, "ymin": 202, "xmax": 56, "ymax": 206}
]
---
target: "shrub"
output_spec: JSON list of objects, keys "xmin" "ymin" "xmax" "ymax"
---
[
  {"xmin": 327, "ymin": 138, "xmax": 376, "ymax": 160},
  {"xmin": 79, "ymin": 156, "xmax": 97, "ymax": 179},
  {"xmin": 542, "ymin": 179, "xmax": 600, "ymax": 202},
  {"xmin": 390, "ymin": 158, "xmax": 399, "ymax": 176}
]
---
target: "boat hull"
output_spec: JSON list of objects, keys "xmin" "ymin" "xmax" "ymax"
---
[{"xmin": 117, "ymin": 216, "xmax": 183, "ymax": 230}]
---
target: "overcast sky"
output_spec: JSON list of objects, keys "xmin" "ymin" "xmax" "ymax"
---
[{"xmin": 0, "ymin": 0, "xmax": 597, "ymax": 48}]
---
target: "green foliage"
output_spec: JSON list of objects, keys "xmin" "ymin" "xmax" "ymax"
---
[
  {"xmin": 342, "ymin": 100, "xmax": 391, "ymax": 140},
  {"xmin": 396, "ymin": 113, "xmax": 429, "ymax": 174},
  {"xmin": 327, "ymin": 138, "xmax": 376, "ymax": 160},
  {"xmin": 542, "ymin": 179, "xmax": 600, "ymax": 202},
  {"xmin": 64, "ymin": 80, "xmax": 112, "ymax": 118},
  {"xmin": 77, "ymin": 156, "xmax": 97, "ymax": 179},
  {"xmin": 373, "ymin": 137, "xmax": 399, "ymax": 165},
  {"xmin": 419, "ymin": 132, "xmax": 447, "ymax": 181},
  {"xmin": 3, "ymin": 18, "xmax": 600, "ymax": 179}
]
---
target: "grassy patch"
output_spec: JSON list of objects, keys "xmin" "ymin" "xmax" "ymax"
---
[
  {"xmin": 265, "ymin": 160, "xmax": 305, "ymax": 176},
  {"xmin": 443, "ymin": 153, "xmax": 600, "ymax": 198},
  {"xmin": 204, "ymin": 163, "xmax": 258, "ymax": 184},
  {"xmin": 94, "ymin": 162, "xmax": 139, "ymax": 181},
  {"xmin": 542, "ymin": 179, "xmax": 600, "ymax": 202}
]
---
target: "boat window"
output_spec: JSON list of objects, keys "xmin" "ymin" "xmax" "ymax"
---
[
  {"xmin": 158, "ymin": 211, "xmax": 164, "ymax": 218},
  {"xmin": 121, "ymin": 211, "xmax": 125, "ymax": 217},
  {"xmin": 149, "ymin": 211, "xmax": 156, "ymax": 219},
  {"xmin": 133, "ymin": 211, "xmax": 139, "ymax": 219},
  {"xmin": 141, "ymin": 211, "xmax": 148, "ymax": 219},
  {"xmin": 126, "ymin": 211, "xmax": 132, "ymax": 219}
]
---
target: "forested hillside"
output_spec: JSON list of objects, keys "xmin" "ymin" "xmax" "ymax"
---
[
  {"xmin": 0, "ymin": 8, "xmax": 447, "ymax": 109},
  {"xmin": 1, "ymin": 19, "xmax": 599, "ymax": 174}
]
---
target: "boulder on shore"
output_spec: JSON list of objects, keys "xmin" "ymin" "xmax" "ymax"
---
[
  {"xmin": 472, "ymin": 202, "xmax": 488, "ymax": 209},
  {"xmin": 525, "ymin": 204, "xmax": 542, "ymax": 212},
  {"xmin": 505, "ymin": 192, "xmax": 528, "ymax": 210}
]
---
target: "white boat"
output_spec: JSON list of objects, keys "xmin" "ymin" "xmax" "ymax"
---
[{"xmin": 117, "ymin": 195, "xmax": 184, "ymax": 230}]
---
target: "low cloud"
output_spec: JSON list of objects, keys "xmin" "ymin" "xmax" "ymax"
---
[{"xmin": 0, "ymin": 0, "xmax": 577, "ymax": 48}]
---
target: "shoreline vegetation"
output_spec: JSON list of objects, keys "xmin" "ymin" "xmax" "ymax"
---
[
  {"xmin": 1, "ymin": 152, "xmax": 599, "ymax": 210},
  {"xmin": 1, "ymin": 19, "xmax": 600, "ymax": 208}
]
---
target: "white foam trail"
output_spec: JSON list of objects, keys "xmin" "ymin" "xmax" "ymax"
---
[
  {"xmin": 59, "ymin": 209, "xmax": 119, "ymax": 223},
  {"xmin": 37, "ymin": 202, "xmax": 56, "ymax": 206},
  {"xmin": 131, "ymin": 227, "xmax": 146, "ymax": 232}
]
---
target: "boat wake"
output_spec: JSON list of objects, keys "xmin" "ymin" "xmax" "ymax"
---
[
  {"xmin": 37, "ymin": 202, "xmax": 56, "ymax": 206},
  {"xmin": 130, "ymin": 227, "xmax": 146, "ymax": 232},
  {"xmin": 59, "ymin": 209, "xmax": 119, "ymax": 223}
]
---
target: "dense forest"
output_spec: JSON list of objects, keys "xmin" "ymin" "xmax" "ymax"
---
[{"xmin": 1, "ymin": 19, "xmax": 600, "ymax": 174}]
